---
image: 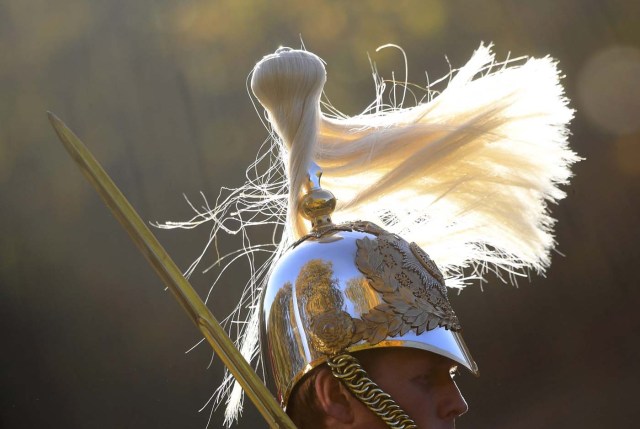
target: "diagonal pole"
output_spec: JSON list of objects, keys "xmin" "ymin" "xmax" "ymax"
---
[{"xmin": 48, "ymin": 112, "xmax": 295, "ymax": 429}]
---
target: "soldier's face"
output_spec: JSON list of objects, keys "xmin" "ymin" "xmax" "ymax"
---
[{"xmin": 354, "ymin": 348, "xmax": 468, "ymax": 429}]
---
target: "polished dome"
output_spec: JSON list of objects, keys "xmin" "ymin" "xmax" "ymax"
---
[{"xmin": 260, "ymin": 222, "xmax": 478, "ymax": 408}]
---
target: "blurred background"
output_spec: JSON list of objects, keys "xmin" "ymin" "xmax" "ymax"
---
[{"xmin": 1, "ymin": 0, "xmax": 639, "ymax": 428}]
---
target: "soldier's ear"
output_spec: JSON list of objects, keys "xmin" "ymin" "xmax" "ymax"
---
[{"xmin": 313, "ymin": 366, "xmax": 356, "ymax": 425}]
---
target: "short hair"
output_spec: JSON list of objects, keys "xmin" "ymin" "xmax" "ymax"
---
[{"xmin": 286, "ymin": 364, "xmax": 325, "ymax": 428}]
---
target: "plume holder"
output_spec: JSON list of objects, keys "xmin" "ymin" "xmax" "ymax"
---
[{"xmin": 300, "ymin": 162, "xmax": 336, "ymax": 231}]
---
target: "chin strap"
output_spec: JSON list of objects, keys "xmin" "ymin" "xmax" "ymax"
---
[{"xmin": 327, "ymin": 353, "xmax": 417, "ymax": 429}]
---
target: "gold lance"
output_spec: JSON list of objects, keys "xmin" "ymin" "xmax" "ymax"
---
[{"xmin": 48, "ymin": 112, "xmax": 296, "ymax": 429}]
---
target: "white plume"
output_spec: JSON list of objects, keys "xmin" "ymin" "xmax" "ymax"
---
[{"xmin": 315, "ymin": 44, "xmax": 578, "ymax": 286}]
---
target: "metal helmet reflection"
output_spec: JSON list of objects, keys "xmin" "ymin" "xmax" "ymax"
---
[{"xmin": 260, "ymin": 215, "xmax": 478, "ymax": 408}]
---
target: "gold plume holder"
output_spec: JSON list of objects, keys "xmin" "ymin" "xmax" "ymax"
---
[
  {"xmin": 47, "ymin": 112, "xmax": 296, "ymax": 429},
  {"xmin": 299, "ymin": 162, "xmax": 336, "ymax": 231}
]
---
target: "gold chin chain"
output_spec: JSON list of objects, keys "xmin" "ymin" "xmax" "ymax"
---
[{"xmin": 327, "ymin": 353, "xmax": 418, "ymax": 429}]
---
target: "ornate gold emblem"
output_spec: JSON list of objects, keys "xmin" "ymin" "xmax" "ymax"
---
[
  {"xmin": 351, "ymin": 230, "xmax": 461, "ymax": 345},
  {"xmin": 409, "ymin": 242, "xmax": 446, "ymax": 288},
  {"xmin": 309, "ymin": 310, "xmax": 354, "ymax": 355},
  {"xmin": 290, "ymin": 222, "xmax": 461, "ymax": 355},
  {"xmin": 295, "ymin": 259, "xmax": 355, "ymax": 355}
]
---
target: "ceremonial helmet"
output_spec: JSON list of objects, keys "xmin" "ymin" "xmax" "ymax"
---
[
  {"xmin": 260, "ymin": 166, "xmax": 478, "ymax": 411},
  {"xmin": 203, "ymin": 45, "xmax": 576, "ymax": 427}
]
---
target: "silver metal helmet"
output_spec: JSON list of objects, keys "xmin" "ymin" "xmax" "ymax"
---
[{"xmin": 260, "ymin": 168, "xmax": 478, "ymax": 409}]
